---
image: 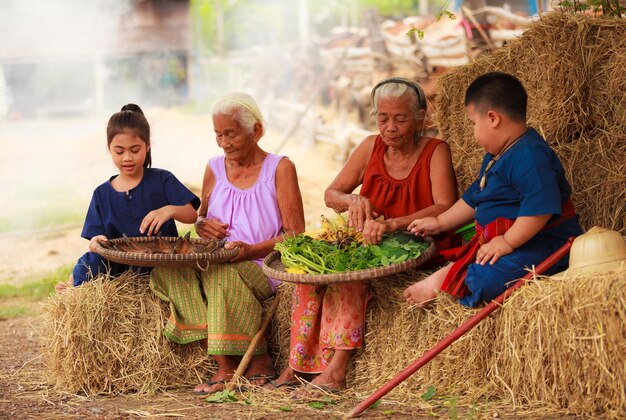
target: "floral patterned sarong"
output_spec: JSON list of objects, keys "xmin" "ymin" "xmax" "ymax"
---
[{"xmin": 289, "ymin": 282, "xmax": 371, "ymax": 373}]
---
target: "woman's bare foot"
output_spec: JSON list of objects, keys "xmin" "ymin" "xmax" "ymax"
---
[
  {"xmin": 244, "ymin": 353, "xmax": 275, "ymax": 386},
  {"xmin": 291, "ymin": 350, "xmax": 352, "ymax": 399},
  {"xmin": 265, "ymin": 365, "xmax": 298, "ymax": 390},
  {"xmin": 194, "ymin": 355, "xmax": 237, "ymax": 394},
  {"xmin": 403, "ymin": 264, "xmax": 451, "ymax": 307}
]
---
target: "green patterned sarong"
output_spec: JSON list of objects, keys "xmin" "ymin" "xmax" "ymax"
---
[{"xmin": 150, "ymin": 261, "xmax": 273, "ymax": 355}]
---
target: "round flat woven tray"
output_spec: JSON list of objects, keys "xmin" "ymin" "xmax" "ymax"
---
[
  {"xmin": 93, "ymin": 236, "xmax": 238, "ymax": 268},
  {"xmin": 262, "ymin": 237, "xmax": 435, "ymax": 284}
]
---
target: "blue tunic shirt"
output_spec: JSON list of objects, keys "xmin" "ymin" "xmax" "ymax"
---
[
  {"xmin": 73, "ymin": 168, "xmax": 200, "ymax": 286},
  {"xmin": 458, "ymin": 129, "xmax": 582, "ymax": 307}
]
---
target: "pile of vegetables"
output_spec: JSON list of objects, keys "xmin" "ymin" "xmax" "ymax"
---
[{"xmin": 275, "ymin": 230, "xmax": 429, "ymax": 275}]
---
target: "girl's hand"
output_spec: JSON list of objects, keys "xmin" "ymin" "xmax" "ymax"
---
[
  {"xmin": 476, "ymin": 235, "xmax": 514, "ymax": 265},
  {"xmin": 89, "ymin": 235, "xmax": 109, "ymax": 252},
  {"xmin": 347, "ymin": 195, "xmax": 377, "ymax": 232},
  {"xmin": 224, "ymin": 241, "xmax": 250, "ymax": 263},
  {"xmin": 141, "ymin": 206, "xmax": 175, "ymax": 236},
  {"xmin": 362, "ymin": 219, "xmax": 392, "ymax": 245},
  {"xmin": 408, "ymin": 217, "xmax": 441, "ymax": 237},
  {"xmin": 195, "ymin": 217, "xmax": 229, "ymax": 240}
]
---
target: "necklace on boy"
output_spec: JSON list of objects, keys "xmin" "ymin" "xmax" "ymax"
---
[{"xmin": 479, "ymin": 130, "xmax": 528, "ymax": 191}]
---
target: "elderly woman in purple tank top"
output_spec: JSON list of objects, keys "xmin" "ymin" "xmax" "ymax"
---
[{"xmin": 149, "ymin": 92, "xmax": 305, "ymax": 395}]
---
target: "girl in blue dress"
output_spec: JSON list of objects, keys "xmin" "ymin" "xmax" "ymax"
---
[
  {"xmin": 404, "ymin": 72, "xmax": 582, "ymax": 308},
  {"xmin": 58, "ymin": 104, "xmax": 200, "ymax": 291}
]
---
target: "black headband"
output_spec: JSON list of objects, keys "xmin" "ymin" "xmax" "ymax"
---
[{"xmin": 371, "ymin": 77, "xmax": 427, "ymax": 112}]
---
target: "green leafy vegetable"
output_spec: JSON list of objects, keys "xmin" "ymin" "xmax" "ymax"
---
[
  {"xmin": 308, "ymin": 401, "xmax": 326, "ymax": 409},
  {"xmin": 204, "ymin": 390, "xmax": 238, "ymax": 403},
  {"xmin": 421, "ymin": 386, "xmax": 436, "ymax": 401},
  {"xmin": 276, "ymin": 232, "xmax": 429, "ymax": 274}
]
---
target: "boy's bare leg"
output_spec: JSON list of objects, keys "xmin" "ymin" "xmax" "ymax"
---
[{"xmin": 403, "ymin": 264, "xmax": 452, "ymax": 307}]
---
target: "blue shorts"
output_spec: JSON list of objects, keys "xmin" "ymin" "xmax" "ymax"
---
[{"xmin": 72, "ymin": 252, "xmax": 151, "ymax": 286}]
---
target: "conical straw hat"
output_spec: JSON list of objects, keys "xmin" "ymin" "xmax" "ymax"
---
[{"xmin": 552, "ymin": 226, "xmax": 626, "ymax": 279}]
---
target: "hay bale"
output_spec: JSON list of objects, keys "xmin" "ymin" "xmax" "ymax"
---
[
  {"xmin": 434, "ymin": 13, "xmax": 626, "ymax": 234},
  {"xmin": 351, "ymin": 273, "xmax": 497, "ymax": 403},
  {"xmin": 558, "ymin": 131, "xmax": 626, "ymax": 233},
  {"xmin": 491, "ymin": 267, "xmax": 626, "ymax": 415},
  {"xmin": 41, "ymin": 272, "xmax": 215, "ymax": 395},
  {"xmin": 269, "ymin": 272, "xmax": 497, "ymax": 403},
  {"xmin": 269, "ymin": 267, "xmax": 625, "ymax": 416}
]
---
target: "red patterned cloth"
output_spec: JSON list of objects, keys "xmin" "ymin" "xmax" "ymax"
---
[{"xmin": 441, "ymin": 198, "xmax": 576, "ymax": 297}]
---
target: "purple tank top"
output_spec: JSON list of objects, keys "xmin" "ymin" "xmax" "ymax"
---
[{"xmin": 206, "ymin": 153, "xmax": 284, "ymax": 290}]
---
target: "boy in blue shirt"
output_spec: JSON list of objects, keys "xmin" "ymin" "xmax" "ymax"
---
[{"xmin": 404, "ymin": 72, "xmax": 582, "ymax": 307}]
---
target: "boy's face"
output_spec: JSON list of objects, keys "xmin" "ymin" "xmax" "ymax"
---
[{"xmin": 466, "ymin": 103, "xmax": 500, "ymax": 155}]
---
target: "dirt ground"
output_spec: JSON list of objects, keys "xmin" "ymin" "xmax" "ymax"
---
[
  {"xmin": 0, "ymin": 109, "xmax": 419, "ymax": 419},
  {"xmin": 1, "ymin": 315, "xmax": 435, "ymax": 419}
]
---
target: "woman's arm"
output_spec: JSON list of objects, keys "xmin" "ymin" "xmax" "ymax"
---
[
  {"xmin": 227, "ymin": 158, "xmax": 305, "ymax": 262},
  {"xmin": 324, "ymin": 135, "xmax": 377, "ymax": 230},
  {"xmin": 197, "ymin": 163, "xmax": 215, "ymax": 221},
  {"xmin": 195, "ymin": 163, "xmax": 229, "ymax": 239}
]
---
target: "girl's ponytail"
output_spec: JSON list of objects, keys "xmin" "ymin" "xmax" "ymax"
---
[{"xmin": 107, "ymin": 104, "xmax": 152, "ymax": 168}]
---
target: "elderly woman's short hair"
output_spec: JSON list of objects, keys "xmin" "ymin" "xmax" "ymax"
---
[
  {"xmin": 370, "ymin": 77, "xmax": 427, "ymax": 124},
  {"xmin": 212, "ymin": 92, "xmax": 265, "ymax": 136}
]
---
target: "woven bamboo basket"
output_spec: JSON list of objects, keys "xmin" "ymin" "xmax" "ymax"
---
[
  {"xmin": 263, "ymin": 236, "xmax": 435, "ymax": 284},
  {"xmin": 93, "ymin": 236, "xmax": 238, "ymax": 268}
]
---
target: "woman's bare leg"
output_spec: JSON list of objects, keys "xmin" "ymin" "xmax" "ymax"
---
[{"xmin": 403, "ymin": 264, "xmax": 452, "ymax": 307}]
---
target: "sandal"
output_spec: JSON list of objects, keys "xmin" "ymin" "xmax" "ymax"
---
[
  {"xmin": 244, "ymin": 373, "xmax": 276, "ymax": 387},
  {"xmin": 291, "ymin": 384, "xmax": 343, "ymax": 400},
  {"xmin": 266, "ymin": 379, "xmax": 302, "ymax": 390}
]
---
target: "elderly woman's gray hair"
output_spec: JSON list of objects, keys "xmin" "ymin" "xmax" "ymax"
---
[
  {"xmin": 369, "ymin": 78, "xmax": 427, "ymax": 124},
  {"xmin": 212, "ymin": 92, "xmax": 265, "ymax": 136}
]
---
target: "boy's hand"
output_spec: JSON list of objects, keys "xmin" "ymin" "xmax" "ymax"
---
[
  {"xmin": 408, "ymin": 217, "xmax": 441, "ymax": 237},
  {"xmin": 476, "ymin": 235, "xmax": 514, "ymax": 265},
  {"xmin": 195, "ymin": 217, "xmax": 229, "ymax": 240},
  {"xmin": 141, "ymin": 206, "xmax": 175, "ymax": 236}
]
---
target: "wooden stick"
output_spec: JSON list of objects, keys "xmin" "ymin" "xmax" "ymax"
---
[
  {"xmin": 225, "ymin": 294, "xmax": 281, "ymax": 391},
  {"xmin": 462, "ymin": 6, "xmax": 497, "ymax": 50}
]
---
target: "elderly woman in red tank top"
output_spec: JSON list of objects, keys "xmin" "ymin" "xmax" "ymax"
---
[{"xmin": 271, "ymin": 77, "xmax": 457, "ymax": 394}]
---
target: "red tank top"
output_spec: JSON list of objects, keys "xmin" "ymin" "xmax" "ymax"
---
[{"xmin": 360, "ymin": 135, "xmax": 445, "ymax": 219}]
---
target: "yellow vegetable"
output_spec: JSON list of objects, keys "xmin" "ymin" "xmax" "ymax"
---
[{"xmin": 286, "ymin": 267, "xmax": 307, "ymax": 274}]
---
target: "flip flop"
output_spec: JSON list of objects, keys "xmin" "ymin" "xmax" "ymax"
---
[
  {"xmin": 193, "ymin": 378, "xmax": 227, "ymax": 395},
  {"xmin": 291, "ymin": 384, "xmax": 343, "ymax": 400},
  {"xmin": 266, "ymin": 379, "xmax": 302, "ymax": 390},
  {"xmin": 245, "ymin": 373, "xmax": 276, "ymax": 386}
]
